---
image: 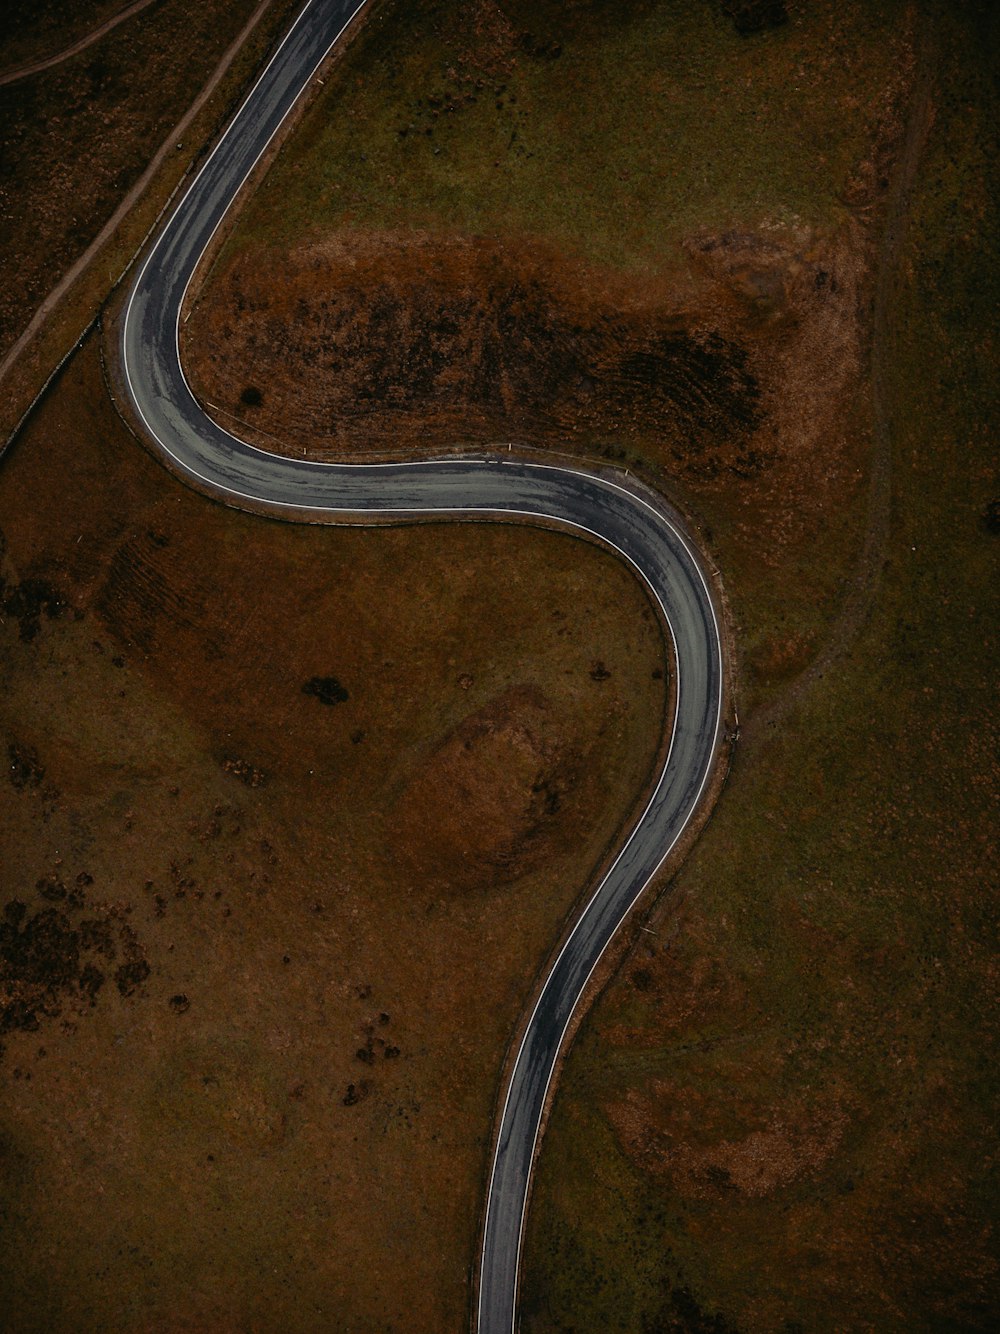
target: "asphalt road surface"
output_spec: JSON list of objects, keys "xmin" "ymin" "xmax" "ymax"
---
[{"xmin": 118, "ymin": 1, "xmax": 726, "ymax": 1328}]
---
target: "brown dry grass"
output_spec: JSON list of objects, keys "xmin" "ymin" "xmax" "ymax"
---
[
  {"xmin": 0, "ymin": 335, "xmax": 666, "ymax": 1331},
  {"xmin": 186, "ymin": 224, "xmax": 866, "ymax": 519}
]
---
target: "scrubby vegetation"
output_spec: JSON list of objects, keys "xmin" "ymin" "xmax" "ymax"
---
[{"xmin": 1, "ymin": 0, "xmax": 995, "ymax": 1327}]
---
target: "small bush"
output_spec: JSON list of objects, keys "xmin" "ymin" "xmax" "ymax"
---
[{"xmin": 302, "ymin": 676, "xmax": 349, "ymax": 706}]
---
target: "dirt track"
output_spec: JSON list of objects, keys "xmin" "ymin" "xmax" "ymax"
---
[{"xmin": 0, "ymin": 0, "xmax": 160, "ymax": 88}]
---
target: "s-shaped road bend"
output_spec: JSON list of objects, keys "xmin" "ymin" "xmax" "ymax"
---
[{"xmin": 117, "ymin": 0, "xmax": 726, "ymax": 1328}]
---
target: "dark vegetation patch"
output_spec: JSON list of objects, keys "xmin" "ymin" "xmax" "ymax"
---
[
  {"xmin": 342, "ymin": 1080, "xmax": 370, "ymax": 1107},
  {"xmin": 719, "ymin": 0, "xmax": 788, "ymax": 38},
  {"xmin": 645, "ymin": 1280, "xmax": 741, "ymax": 1334},
  {"xmin": 0, "ymin": 864, "xmax": 154, "ymax": 1051},
  {"xmin": 1, "ymin": 881, "xmax": 149, "ymax": 1051},
  {"xmin": 7, "ymin": 740, "xmax": 44, "ymax": 790},
  {"xmin": 114, "ymin": 957, "xmax": 150, "ymax": 996},
  {"xmin": 191, "ymin": 236, "xmax": 764, "ymax": 473},
  {"xmin": 350, "ymin": 993, "xmax": 404, "ymax": 1085},
  {"xmin": 1, "ymin": 574, "xmax": 66, "ymax": 642},
  {"xmin": 1, "ymin": 903, "xmax": 82, "ymax": 1022},
  {"xmin": 518, "ymin": 32, "xmax": 562, "ymax": 61},
  {"xmin": 302, "ymin": 675, "xmax": 349, "ymax": 706}
]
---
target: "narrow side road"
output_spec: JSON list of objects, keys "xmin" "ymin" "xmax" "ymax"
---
[{"xmin": 115, "ymin": 1, "xmax": 727, "ymax": 1330}]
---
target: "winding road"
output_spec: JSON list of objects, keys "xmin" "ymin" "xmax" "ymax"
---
[{"xmin": 117, "ymin": 0, "xmax": 726, "ymax": 1329}]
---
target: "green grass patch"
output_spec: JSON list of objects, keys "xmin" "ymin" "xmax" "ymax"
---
[{"xmin": 226, "ymin": 0, "xmax": 908, "ymax": 273}]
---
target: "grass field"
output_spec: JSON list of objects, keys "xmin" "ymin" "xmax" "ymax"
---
[
  {"xmin": 212, "ymin": 0, "xmax": 906, "ymax": 268},
  {"xmin": 1, "ymin": 0, "xmax": 996, "ymax": 1328},
  {"xmin": 519, "ymin": 4, "xmax": 999, "ymax": 1329},
  {"xmin": 0, "ymin": 337, "xmax": 665, "ymax": 1330}
]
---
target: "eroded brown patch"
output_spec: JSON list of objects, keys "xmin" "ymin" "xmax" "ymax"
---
[
  {"xmin": 609, "ymin": 1077, "xmax": 848, "ymax": 1200},
  {"xmin": 187, "ymin": 223, "xmax": 861, "ymax": 502},
  {"xmin": 602, "ymin": 904, "xmax": 850, "ymax": 1202},
  {"xmin": 189, "ymin": 232, "xmax": 759, "ymax": 463},
  {"xmin": 184, "ymin": 222, "xmax": 870, "ymax": 651},
  {"xmin": 388, "ymin": 684, "xmax": 587, "ymax": 892}
]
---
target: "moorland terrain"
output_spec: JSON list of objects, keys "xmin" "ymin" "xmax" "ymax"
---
[{"xmin": 2, "ymin": 0, "xmax": 997, "ymax": 1330}]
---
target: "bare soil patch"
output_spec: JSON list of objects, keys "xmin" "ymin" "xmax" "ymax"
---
[
  {"xmin": 189, "ymin": 232, "xmax": 760, "ymax": 471},
  {"xmin": 188, "ymin": 225, "xmax": 864, "ymax": 523},
  {"xmin": 186, "ymin": 217, "xmax": 872, "ymax": 720}
]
